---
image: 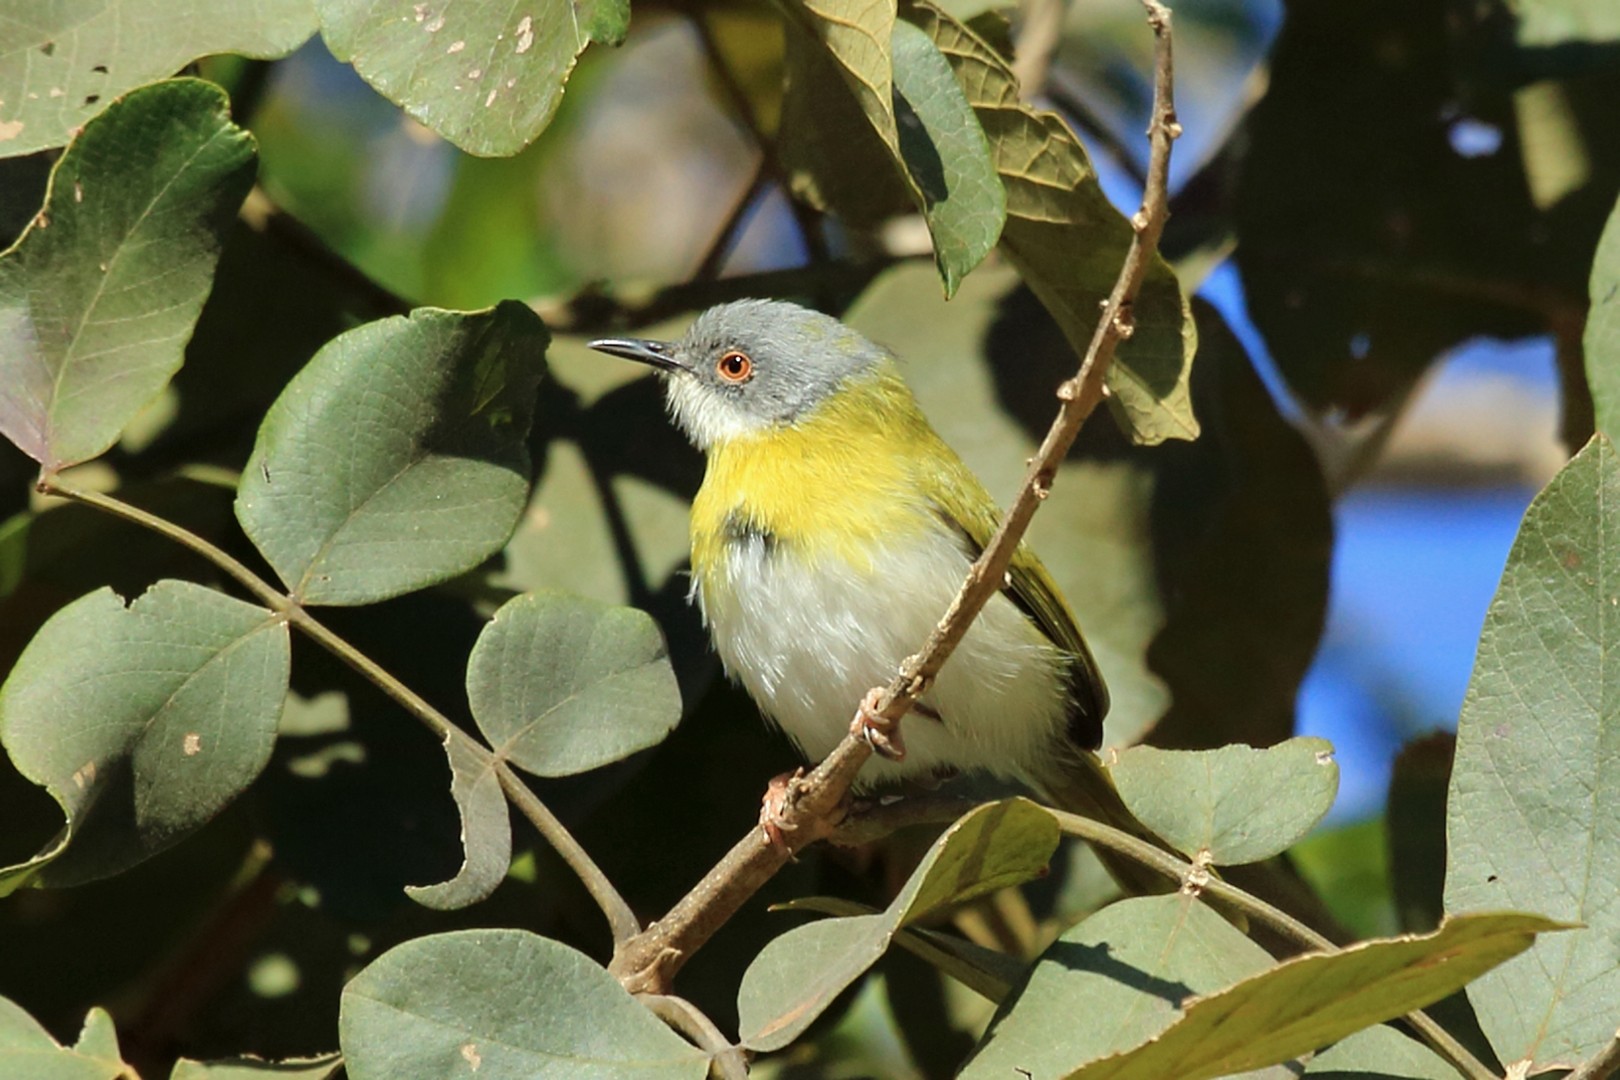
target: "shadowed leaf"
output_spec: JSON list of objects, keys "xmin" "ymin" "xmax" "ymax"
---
[
  {"xmin": 0, "ymin": 581, "xmax": 288, "ymax": 890},
  {"xmin": 236, "ymin": 302, "xmax": 547, "ymax": 606}
]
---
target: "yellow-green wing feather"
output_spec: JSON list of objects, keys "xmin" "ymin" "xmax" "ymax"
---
[{"xmin": 917, "ymin": 449, "xmax": 1110, "ymax": 746}]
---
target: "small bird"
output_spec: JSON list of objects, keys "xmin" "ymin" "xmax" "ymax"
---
[{"xmin": 590, "ymin": 300, "xmax": 1129, "ymax": 828}]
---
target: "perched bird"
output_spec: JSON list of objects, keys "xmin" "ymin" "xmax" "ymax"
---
[{"xmin": 590, "ymin": 300, "xmax": 1130, "ymax": 828}]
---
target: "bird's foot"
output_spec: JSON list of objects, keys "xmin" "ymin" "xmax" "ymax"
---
[
  {"xmin": 758, "ymin": 767, "xmax": 807, "ymax": 849},
  {"xmin": 851, "ymin": 687, "xmax": 906, "ymax": 761}
]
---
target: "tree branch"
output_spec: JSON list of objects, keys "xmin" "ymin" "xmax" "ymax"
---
[
  {"xmin": 35, "ymin": 474, "xmax": 643, "ymax": 948},
  {"xmin": 606, "ymin": 0, "xmax": 1182, "ymax": 997}
]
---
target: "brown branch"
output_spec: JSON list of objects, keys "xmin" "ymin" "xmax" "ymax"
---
[{"xmin": 607, "ymin": 0, "xmax": 1182, "ymax": 996}]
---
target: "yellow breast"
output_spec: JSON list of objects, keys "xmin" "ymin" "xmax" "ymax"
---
[{"xmin": 689, "ymin": 365, "xmax": 939, "ymax": 575}]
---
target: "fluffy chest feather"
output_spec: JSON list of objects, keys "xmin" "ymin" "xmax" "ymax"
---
[{"xmin": 687, "ymin": 415, "xmax": 1074, "ymax": 787}]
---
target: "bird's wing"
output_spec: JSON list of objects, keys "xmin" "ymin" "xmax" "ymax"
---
[{"xmin": 919, "ymin": 456, "xmax": 1111, "ymax": 746}]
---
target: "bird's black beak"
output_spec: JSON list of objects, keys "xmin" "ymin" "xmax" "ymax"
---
[{"xmin": 587, "ymin": 336, "xmax": 688, "ymax": 374}]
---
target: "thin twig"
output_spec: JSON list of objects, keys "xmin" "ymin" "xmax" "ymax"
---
[
  {"xmin": 686, "ymin": 4, "xmax": 829, "ymax": 266},
  {"xmin": 35, "ymin": 475, "xmax": 643, "ymax": 947},
  {"xmin": 692, "ymin": 158, "xmax": 771, "ymax": 282},
  {"xmin": 1011, "ymin": 0, "xmax": 1067, "ymax": 101},
  {"xmin": 638, "ymin": 994, "xmax": 749, "ymax": 1078},
  {"xmin": 606, "ymin": 0, "xmax": 1182, "ymax": 997},
  {"xmin": 1570, "ymin": 1037, "xmax": 1620, "ymax": 1080}
]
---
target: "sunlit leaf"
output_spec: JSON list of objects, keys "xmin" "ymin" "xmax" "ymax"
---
[
  {"xmin": 1446, "ymin": 435, "xmax": 1620, "ymax": 1072},
  {"xmin": 738, "ymin": 798, "xmax": 1057, "ymax": 1051},
  {"xmin": 236, "ymin": 302, "xmax": 548, "ymax": 606},
  {"xmin": 962, "ymin": 893, "xmax": 1278, "ymax": 1079},
  {"xmin": 1587, "ymin": 194, "xmax": 1620, "ymax": 438},
  {"xmin": 904, "ymin": 0, "xmax": 1197, "ymax": 446},
  {"xmin": 340, "ymin": 929, "xmax": 707, "ymax": 1078},
  {"xmin": 0, "ymin": 998, "xmax": 129, "ymax": 1080},
  {"xmin": 0, "ymin": 581, "xmax": 289, "ymax": 889},
  {"xmin": 1065, "ymin": 913, "xmax": 1562, "ymax": 1080},
  {"xmin": 316, "ymin": 0, "xmax": 627, "ymax": 157},
  {"xmin": 0, "ymin": 0, "xmax": 314, "ymax": 158},
  {"xmin": 0, "ymin": 79, "xmax": 254, "ymax": 470},
  {"xmin": 1111, "ymin": 738, "xmax": 1338, "ymax": 865}
]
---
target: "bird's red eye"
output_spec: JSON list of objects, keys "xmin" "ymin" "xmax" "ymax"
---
[{"xmin": 716, "ymin": 350, "xmax": 753, "ymax": 383}]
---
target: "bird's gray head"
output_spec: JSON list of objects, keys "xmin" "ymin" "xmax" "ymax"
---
[{"xmin": 588, "ymin": 300, "xmax": 885, "ymax": 449}]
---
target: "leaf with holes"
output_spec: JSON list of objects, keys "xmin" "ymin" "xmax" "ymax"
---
[
  {"xmin": 0, "ymin": 0, "xmax": 314, "ymax": 158},
  {"xmin": 0, "ymin": 79, "xmax": 255, "ymax": 469},
  {"xmin": 0, "ymin": 581, "xmax": 289, "ymax": 890},
  {"xmin": 236, "ymin": 303, "xmax": 548, "ymax": 606},
  {"xmin": 316, "ymin": 0, "xmax": 626, "ymax": 157}
]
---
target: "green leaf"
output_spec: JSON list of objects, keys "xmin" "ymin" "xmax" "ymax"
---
[
  {"xmin": 236, "ymin": 302, "xmax": 548, "ymax": 606},
  {"xmin": 1110, "ymin": 738, "xmax": 1339, "ymax": 865},
  {"xmin": 0, "ymin": 580, "xmax": 289, "ymax": 889},
  {"xmin": 963, "ymin": 893, "xmax": 1278, "ymax": 1079},
  {"xmin": 170, "ymin": 1051, "xmax": 343, "ymax": 1079},
  {"xmin": 0, "ymin": 78, "xmax": 255, "ymax": 470},
  {"xmin": 1587, "ymin": 195, "xmax": 1620, "ymax": 438},
  {"xmin": 0, "ymin": 0, "xmax": 315, "ymax": 158},
  {"xmin": 1064, "ymin": 913, "xmax": 1562, "ymax": 1080},
  {"xmin": 315, "ymin": 0, "xmax": 626, "ymax": 157},
  {"xmin": 778, "ymin": 0, "xmax": 1004, "ymax": 294},
  {"xmin": 1514, "ymin": 0, "xmax": 1620, "ymax": 47},
  {"xmin": 903, "ymin": 0, "xmax": 1197, "ymax": 446},
  {"xmin": 402, "ymin": 733, "xmax": 510, "ymax": 910},
  {"xmin": 0, "ymin": 999, "xmax": 129, "ymax": 1080},
  {"xmin": 1445, "ymin": 435, "xmax": 1620, "ymax": 1072},
  {"xmin": 1301, "ymin": 1025, "xmax": 1456, "ymax": 1079},
  {"xmin": 467, "ymin": 590, "xmax": 681, "ymax": 777},
  {"xmin": 738, "ymin": 798, "xmax": 1057, "ymax": 1051},
  {"xmin": 339, "ymin": 929, "xmax": 707, "ymax": 1078}
]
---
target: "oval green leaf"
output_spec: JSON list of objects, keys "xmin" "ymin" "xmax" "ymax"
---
[
  {"xmin": 739, "ymin": 798, "xmax": 1057, "ymax": 1051},
  {"xmin": 467, "ymin": 591, "xmax": 681, "ymax": 777},
  {"xmin": 316, "ymin": 0, "xmax": 627, "ymax": 157},
  {"xmin": 1111, "ymin": 738, "xmax": 1339, "ymax": 865},
  {"xmin": 0, "ymin": 1, "xmax": 315, "ymax": 158},
  {"xmin": 0, "ymin": 79, "xmax": 255, "ymax": 470},
  {"xmin": 0, "ymin": 581, "xmax": 289, "ymax": 889},
  {"xmin": 236, "ymin": 302, "xmax": 548, "ymax": 606},
  {"xmin": 1446, "ymin": 435, "xmax": 1620, "ymax": 1072},
  {"xmin": 339, "ymin": 929, "xmax": 707, "ymax": 1079}
]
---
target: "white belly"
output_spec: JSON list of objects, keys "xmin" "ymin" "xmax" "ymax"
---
[{"xmin": 693, "ymin": 527, "xmax": 1074, "ymax": 788}]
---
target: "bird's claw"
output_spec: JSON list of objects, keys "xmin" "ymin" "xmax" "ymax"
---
[
  {"xmin": 758, "ymin": 768, "xmax": 806, "ymax": 848},
  {"xmin": 851, "ymin": 688, "xmax": 906, "ymax": 761}
]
